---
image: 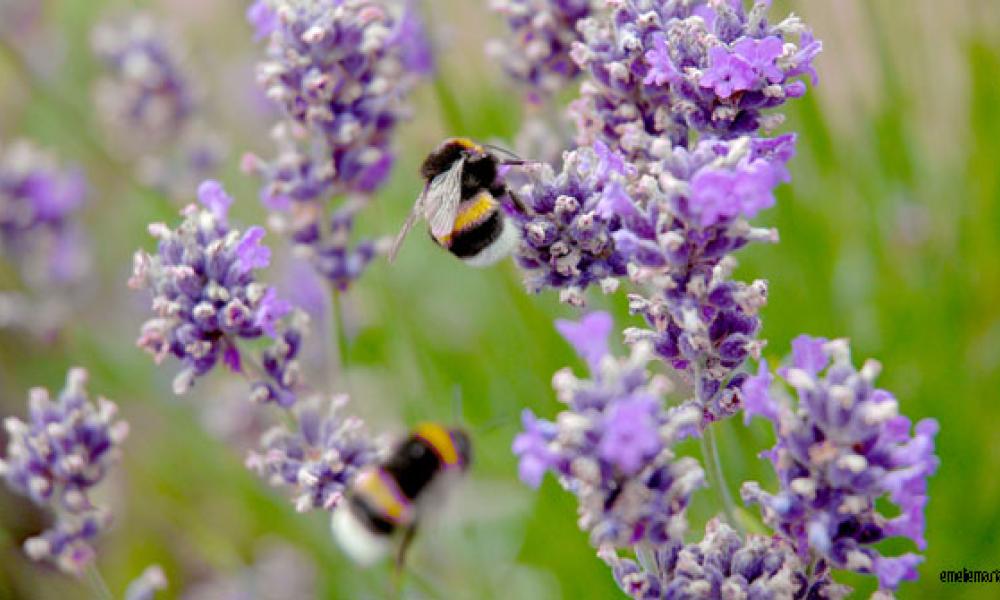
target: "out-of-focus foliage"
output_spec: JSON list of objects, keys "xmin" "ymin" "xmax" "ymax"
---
[{"xmin": 0, "ymin": 0, "xmax": 998, "ymax": 598}]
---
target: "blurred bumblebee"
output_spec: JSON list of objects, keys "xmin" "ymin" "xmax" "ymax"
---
[
  {"xmin": 389, "ymin": 137, "xmax": 527, "ymax": 266},
  {"xmin": 331, "ymin": 422, "xmax": 472, "ymax": 568}
]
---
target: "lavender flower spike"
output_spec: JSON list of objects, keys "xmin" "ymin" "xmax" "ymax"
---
[
  {"xmin": 0, "ymin": 368, "xmax": 129, "ymax": 575},
  {"xmin": 0, "ymin": 139, "xmax": 89, "ymax": 288},
  {"xmin": 487, "ymin": 0, "xmax": 594, "ymax": 103},
  {"xmin": 599, "ymin": 518, "xmax": 850, "ymax": 599},
  {"xmin": 246, "ymin": 395, "xmax": 377, "ymax": 512},
  {"xmin": 569, "ymin": 0, "xmax": 821, "ymax": 161},
  {"xmin": 91, "ymin": 13, "xmax": 195, "ymax": 151},
  {"xmin": 129, "ymin": 180, "xmax": 301, "ymax": 399},
  {"xmin": 512, "ymin": 142, "xmax": 636, "ymax": 303},
  {"xmin": 513, "ymin": 311, "xmax": 704, "ymax": 549},
  {"xmin": 741, "ymin": 336, "xmax": 940, "ymax": 592},
  {"xmin": 247, "ymin": 0, "xmax": 431, "ymax": 204}
]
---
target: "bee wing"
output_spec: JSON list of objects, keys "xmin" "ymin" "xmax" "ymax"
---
[
  {"xmin": 424, "ymin": 157, "xmax": 464, "ymax": 240},
  {"xmin": 388, "ymin": 187, "xmax": 427, "ymax": 263}
]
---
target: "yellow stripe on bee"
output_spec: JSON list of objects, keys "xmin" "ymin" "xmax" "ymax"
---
[
  {"xmin": 354, "ymin": 469, "xmax": 412, "ymax": 523},
  {"xmin": 439, "ymin": 192, "xmax": 497, "ymax": 246},
  {"xmin": 451, "ymin": 137, "xmax": 483, "ymax": 152},
  {"xmin": 414, "ymin": 422, "xmax": 460, "ymax": 468}
]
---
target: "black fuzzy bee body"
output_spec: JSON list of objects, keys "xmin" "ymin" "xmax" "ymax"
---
[
  {"xmin": 390, "ymin": 138, "xmax": 523, "ymax": 266},
  {"xmin": 331, "ymin": 423, "xmax": 472, "ymax": 566}
]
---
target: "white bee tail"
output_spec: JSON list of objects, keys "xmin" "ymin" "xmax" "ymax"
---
[{"xmin": 330, "ymin": 506, "xmax": 392, "ymax": 567}]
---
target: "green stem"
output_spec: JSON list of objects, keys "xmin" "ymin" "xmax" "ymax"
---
[
  {"xmin": 700, "ymin": 423, "xmax": 742, "ymax": 534},
  {"xmin": 330, "ymin": 287, "xmax": 349, "ymax": 371},
  {"xmin": 84, "ymin": 564, "xmax": 113, "ymax": 600}
]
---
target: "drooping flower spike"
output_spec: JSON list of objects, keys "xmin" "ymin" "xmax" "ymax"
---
[{"xmin": 741, "ymin": 335, "xmax": 940, "ymax": 592}]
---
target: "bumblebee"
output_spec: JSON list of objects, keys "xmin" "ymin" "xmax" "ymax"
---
[
  {"xmin": 389, "ymin": 138, "xmax": 525, "ymax": 266},
  {"xmin": 331, "ymin": 422, "xmax": 472, "ymax": 567}
]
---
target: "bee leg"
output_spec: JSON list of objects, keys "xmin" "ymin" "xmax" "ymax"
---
[{"xmin": 395, "ymin": 522, "xmax": 419, "ymax": 576}]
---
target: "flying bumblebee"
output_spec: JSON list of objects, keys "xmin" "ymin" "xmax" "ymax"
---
[
  {"xmin": 331, "ymin": 422, "xmax": 472, "ymax": 568},
  {"xmin": 389, "ymin": 137, "xmax": 527, "ymax": 266}
]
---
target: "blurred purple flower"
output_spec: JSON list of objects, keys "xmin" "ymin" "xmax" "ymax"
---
[
  {"xmin": 0, "ymin": 140, "xmax": 89, "ymax": 289},
  {"xmin": 598, "ymin": 393, "xmax": 662, "ymax": 476},
  {"xmin": 555, "ymin": 310, "xmax": 612, "ymax": 371},
  {"xmin": 246, "ymin": 395, "xmax": 377, "ymax": 512},
  {"xmin": 488, "ymin": 0, "xmax": 593, "ymax": 102},
  {"xmin": 0, "ymin": 368, "xmax": 129, "ymax": 575}
]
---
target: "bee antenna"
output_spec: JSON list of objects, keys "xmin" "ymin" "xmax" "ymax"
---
[
  {"xmin": 452, "ymin": 384, "xmax": 464, "ymax": 425},
  {"xmin": 483, "ymin": 143, "xmax": 523, "ymax": 161},
  {"xmin": 474, "ymin": 413, "xmax": 516, "ymax": 436}
]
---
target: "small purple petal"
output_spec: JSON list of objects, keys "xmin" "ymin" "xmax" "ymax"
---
[{"xmin": 556, "ymin": 311, "xmax": 613, "ymax": 372}]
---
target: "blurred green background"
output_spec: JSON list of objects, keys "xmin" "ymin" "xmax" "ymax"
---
[{"xmin": 1, "ymin": 0, "xmax": 999, "ymax": 598}]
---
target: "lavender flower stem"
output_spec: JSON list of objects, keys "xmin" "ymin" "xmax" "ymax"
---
[
  {"xmin": 85, "ymin": 564, "xmax": 114, "ymax": 600},
  {"xmin": 330, "ymin": 287, "xmax": 349, "ymax": 370},
  {"xmin": 700, "ymin": 424, "xmax": 741, "ymax": 533}
]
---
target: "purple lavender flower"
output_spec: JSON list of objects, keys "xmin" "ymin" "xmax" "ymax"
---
[
  {"xmin": 245, "ymin": 0, "xmax": 430, "ymax": 290},
  {"xmin": 513, "ymin": 312, "xmax": 704, "ymax": 548},
  {"xmin": 91, "ymin": 13, "xmax": 195, "ymax": 150},
  {"xmin": 124, "ymin": 565, "xmax": 168, "ymax": 600},
  {"xmin": 741, "ymin": 336, "xmax": 940, "ymax": 592},
  {"xmin": 247, "ymin": 0, "xmax": 279, "ymax": 41},
  {"xmin": 129, "ymin": 180, "xmax": 302, "ymax": 397},
  {"xmin": 569, "ymin": 0, "xmax": 821, "ymax": 161},
  {"xmin": 613, "ymin": 135, "xmax": 793, "ymax": 421},
  {"xmin": 246, "ymin": 395, "xmax": 377, "ymax": 512},
  {"xmin": 512, "ymin": 142, "xmax": 636, "ymax": 303},
  {"xmin": 488, "ymin": 0, "xmax": 594, "ymax": 103},
  {"xmin": 248, "ymin": 0, "xmax": 430, "ymax": 204},
  {"xmin": 0, "ymin": 139, "xmax": 89, "ymax": 288},
  {"xmin": 0, "ymin": 368, "xmax": 129, "ymax": 575},
  {"xmin": 599, "ymin": 518, "xmax": 850, "ymax": 599}
]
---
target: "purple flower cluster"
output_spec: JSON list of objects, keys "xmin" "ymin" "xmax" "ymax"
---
[
  {"xmin": 619, "ymin": 135, "xmax": 794, "ymax": 420},
  {"xmin": 91, "ymin": 12, "xmax": 225, "ymax": 200},
  {"xmin": 129, "ymin": 180, "xmax": 301, "ymax": 397},
  {"xmin": 741, "ymin": 336, "xmax": 940, "ymax": 592},
  {"xmin": 569, "ymin": 0, "xmax": 821, "ymax": 160},
  {"xmin": 246, "ymin": 395, "xmax": 377, "ymax": 512},
  {"xmin": 91, "ymin": 13, "xmax": 195, "ymax": 150},
  {"xmin": 488, "ymin": 0, "xmax": 594, "ymax": 103},
  {"xmin": 247, "ymin": 0, "xmax": 430, "ymax": 204},
  {"xmin": 0, "ymin": 139, "xmax": 89, "ymax": 288},
  {"xmin": 513, "ymin": 312, "xmax": 704, "ymax": 548},
  {"xmin": 599, "ymin": 518, "xmax": 849, "ymax": 600},
  {"xmin": 512, "ymin": 142, "xmax": 634, "ymax": 302},
  {"xmin": 0, "ymin": 368, "xmax": 129, "ymax": 575},
  {"xmin": 244, "ymin": 0, "xmax": 431, "ymax": 290}
]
